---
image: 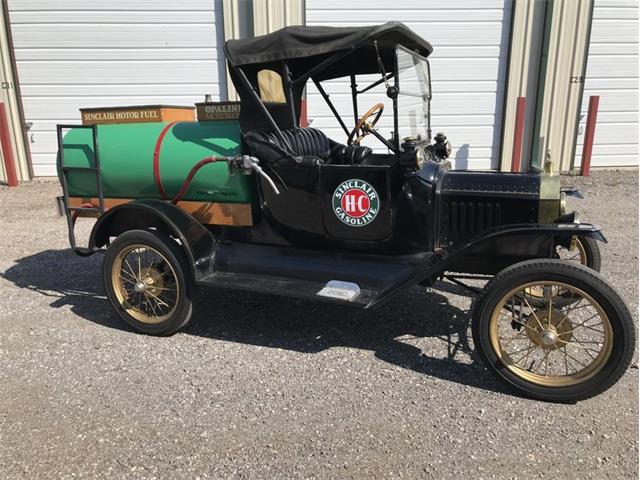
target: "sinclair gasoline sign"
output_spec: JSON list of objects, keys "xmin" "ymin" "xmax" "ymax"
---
[
  {"xmin": 332, "ymin": 179, "xmax": 379, "ymax": 227},
  {"xmin": 195, "ymin": 101, "xmax": 241, "ymax": 121}
]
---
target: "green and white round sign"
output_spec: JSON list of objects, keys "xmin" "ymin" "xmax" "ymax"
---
[{"xmin": 332, "ymin": 179, "xmax": 379, "ymax": 227}]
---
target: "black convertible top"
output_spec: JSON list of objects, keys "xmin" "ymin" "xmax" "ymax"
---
[
  {"xmin": 225, "ymin": 22, "xmax": 433, "ymax": 132},
  {"xmin": 224, "ymin": 22, "xmax": 432, "ymax": 78}
]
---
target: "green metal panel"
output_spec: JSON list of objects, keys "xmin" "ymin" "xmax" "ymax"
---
[{"xmin": 59, "ymin": 121, "xmax": 255, "ymax": 203}]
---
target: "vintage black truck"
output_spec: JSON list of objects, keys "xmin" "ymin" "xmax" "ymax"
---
[{"xmin": 57, "ymin": 23, "xmax": 635, "ymax": 402}]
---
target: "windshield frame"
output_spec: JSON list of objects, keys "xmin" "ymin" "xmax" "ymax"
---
[
  {"xmin": 394, "ymin": 44, "xmax": 432, "ymax": 145},
  {"xmin": 306, "ymin": 42, "xmax": 434, "ymax": 154}
]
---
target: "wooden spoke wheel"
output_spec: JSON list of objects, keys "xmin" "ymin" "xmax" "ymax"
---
[
  {"xmin": 103, "ymin": 229, "xmax": 194, "ymax": 336},
  {"xmin": 473, "ymin": 259, "xmax": 635, "ymax": 402}
]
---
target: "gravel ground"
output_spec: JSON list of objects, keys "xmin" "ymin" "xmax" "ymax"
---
[{"xmin": 0, "ymin": 170, "xmax": 637, "ymax": 479}]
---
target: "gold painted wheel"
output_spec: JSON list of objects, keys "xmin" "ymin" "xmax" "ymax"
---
[
  {"xmin": 489, "ymin": 281, "xmax": 613, "ymax": 387},
  {"xmin": 556, "ymin": 236, "xmax": 588, "ymax": 264},
  {"xmin": 111, "ymin": 244, "xmax": 180, "ymax": 324}
]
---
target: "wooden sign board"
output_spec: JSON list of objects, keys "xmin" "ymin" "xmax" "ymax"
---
[
  {"xmin": 81, "ymin": 105, "xmax": 195, "ymax": 125},
  {"xmin": 195, "ymin": 101, "xmax": 241, "ymax": 121}
]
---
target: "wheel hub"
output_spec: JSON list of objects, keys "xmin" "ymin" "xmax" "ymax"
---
[
  {"xmin": 143, "ymin": 267, "xmax": 164, "ymax": 296},
  {"xmin": 526, "ymin": 307, "xmax": 573, "ymax": 350},
  {"xmin": 112, "ymin": 244, "xmax": 179, "ymax": 325},
  {"xmin": 539, "ymin": 329, "xmax": 558, "ymax": 346}
]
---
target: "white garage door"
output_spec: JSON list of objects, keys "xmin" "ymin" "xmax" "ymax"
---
[
  {"xmin": 575, "ymin": 0, "xmax": 639, "ymax": 168},
  {"xmin": 8, "ymin": 0, "xmax": 225, "ymax": 176},
  {"xmin": 305, "ymin": 0, "xmax": 512, "ymax": 169}
]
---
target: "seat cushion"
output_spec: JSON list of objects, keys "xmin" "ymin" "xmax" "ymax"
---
[{"xmin": 245, "ymin": 128, "xmax": 332, "ymax": 164}]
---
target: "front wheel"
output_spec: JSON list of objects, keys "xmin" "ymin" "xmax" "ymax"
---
[
  {"xmin": 555, "ymin": 236, "xmax": 601, "ymax": 271},
  {"xmin": 103, "ymin": 229, "xmax": 194, "ymax": 336},
  {"xmin": 472, "ymin": 259, "xmax": 635, "ymax": 402}
]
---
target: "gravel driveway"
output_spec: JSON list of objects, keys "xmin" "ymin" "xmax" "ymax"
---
[{"xmin": 0, "ymin": 170, "xmax": 637, "ymax": 479}]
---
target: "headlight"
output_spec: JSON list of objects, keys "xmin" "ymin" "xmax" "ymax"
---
[
  {"xmin": 415, "ymin": 148, "xmax": 426, "ymax": 169},
  {"xmin": 434, "ymin": 132, "xmax": 452, "ymax": 159},
  {"xmin": 444, "ymin": 140, "xmax": 452, "ymax": 158}
]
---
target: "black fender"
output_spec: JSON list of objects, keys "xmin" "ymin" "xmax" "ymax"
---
[
  {"xmin": 437, "ymin": 222, "xmax": 606, "ymax": 276},
  {"xmin": 89, "ymin": 199, "xmax": 217, "ymax": 281},
  {"xmin": 369, "ymin": 222, "xmax": 606, "ymax": 308}
]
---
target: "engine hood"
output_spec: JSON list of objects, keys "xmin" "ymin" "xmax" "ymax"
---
[{"xmin": 434, "ymin": 169, "xmax": 563, "ymax": 246}]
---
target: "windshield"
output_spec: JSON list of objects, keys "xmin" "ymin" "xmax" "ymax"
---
[{"xmin": 396, "ymin": 45, "xmax": 431, "ymax": 143}]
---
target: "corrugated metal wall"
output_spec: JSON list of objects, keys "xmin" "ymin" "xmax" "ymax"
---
[
  {"xmin": 7, "ymin": 0, "xmax": 634, "ymax": 175},
  {"xmin": 576, "ymin": 0, "xmax": 639, "ymax": 168},
  {"xmin": 7, "ymin": 0, "xmax": 226, "ymax": 176},
  {"xmin": 305, "ymin": 0, "xmax": 513, "ymax": 170}
]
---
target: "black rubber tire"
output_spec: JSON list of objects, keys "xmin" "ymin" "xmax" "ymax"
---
[
  {"xmin": 569, "ymin": 236, "xmax": 602, "ymax": 272},
  {"xmin": 472, "ymin": 259, "xmax": 635, "ymax": 403},
  {"xmin": 579, "ymin": 236, "xmax": 602, "ymax": 271},
  {"xmin": 103, "ymin": 229, "xmax": 195, "ymax": 336}
]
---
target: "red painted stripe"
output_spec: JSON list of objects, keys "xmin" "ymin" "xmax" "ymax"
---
[
  {"xmin": 0, "ymin": 103, "xmax": 19, "ymax": 186},
  {"xmin": 511, "ymin": 96, "xmax": 526, "ymax": 172},
  {"xmin": 153, "ymin": 121, "xmax": 178, "ymax": 199},
  {"xmin": 580, "ymin": 96, "xmax": 599, "ymax": 177}
]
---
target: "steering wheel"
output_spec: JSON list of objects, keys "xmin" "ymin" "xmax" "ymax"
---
[{"xmin": 347, "ymin": 103, "xmax": 384, "ymax": 146}]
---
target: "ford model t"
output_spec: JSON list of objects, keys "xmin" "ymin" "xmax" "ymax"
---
[{"xmin": 57, "ymin": 23, "xmax": 635, "ymax": 402}]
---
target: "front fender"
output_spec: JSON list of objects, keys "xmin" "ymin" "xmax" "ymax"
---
[
  {"xmin": 436, "ymin": 223, "xmax": 605, "ymax": 275},
  {"xmin": 89, "ymin": 199, "xmax": 217, "ymax": 281},
  {"xmin": 453, "ymin": 222, "xmax": 605, "ymax": 252}
]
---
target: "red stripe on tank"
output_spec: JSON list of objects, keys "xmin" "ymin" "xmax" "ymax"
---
[{"xmin": 153, "ymin": 121, "xmax": 178, "ymax": 199}]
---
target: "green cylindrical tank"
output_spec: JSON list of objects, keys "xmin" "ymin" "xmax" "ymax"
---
[{"xmin": 59, "ymin": 121, "xmax": 254, "ymax": 203}]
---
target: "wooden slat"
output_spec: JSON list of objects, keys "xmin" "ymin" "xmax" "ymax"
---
[
  {"xmin": 68, "ymin": 197, "xmax": 253, "ymax": 226},
  {"xmin": 178, "ymin": 200, "xmax": 253, "ymax": 226},
  {"xmin": 157, "ymin": 108, "xmax": 197, "ymax": 123},
  {"xmin": 68, "ymin": 197, "xmax": 130, "ymax": 210}
]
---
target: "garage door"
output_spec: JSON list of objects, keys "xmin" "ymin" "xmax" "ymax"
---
[
  {"xmin": 575, "ymin": 0, "xmax": 639, "ymax": 168},
  {"xmin": 7, "ymin": 0, "xmax": 225, "ymax": 176},
  {"xmin": 305, "ymin": 0, "xmax": 512, "ymax": 169}
]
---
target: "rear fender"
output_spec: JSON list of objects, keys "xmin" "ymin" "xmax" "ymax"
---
[{"xmin": 89, "ymin": 199, "xmax": 217, "ymax": 281}]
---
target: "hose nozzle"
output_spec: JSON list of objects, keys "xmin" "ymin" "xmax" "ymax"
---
[{"xmin": 228, "ymin": 155, "xmax": 280, "ymax": 195}]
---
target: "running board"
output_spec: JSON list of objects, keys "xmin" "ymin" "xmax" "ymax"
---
[
  {"xmin": 196, "ymin": 242, "xmax": 434, "ymax": 308},
  {"xmin": 199, "ymin": 271, "xmax": 376, "ymax": 307}
]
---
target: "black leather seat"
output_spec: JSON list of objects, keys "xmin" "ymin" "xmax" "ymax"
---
[{"xmin": 244, "ymin": 127, "xmax": 372, "ymax": 166}]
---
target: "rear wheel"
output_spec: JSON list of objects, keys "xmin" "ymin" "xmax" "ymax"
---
[
  {"xmin": 472, "ymin": 259, "xmax": 635, "ymax": 402},
  {"xmin": 103, "ymin": 229, "xmax": 194, "ymax": 336}
]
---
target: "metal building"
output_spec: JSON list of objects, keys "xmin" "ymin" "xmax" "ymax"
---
[{"xmin": 0, "ymin": 0, "xmax": 637, "ymax": 182}]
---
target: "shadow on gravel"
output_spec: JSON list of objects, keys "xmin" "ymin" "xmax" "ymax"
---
[
  {"xmin": 1, "ymin": 249, "xmax": 121, "ymax": 329},
  {"xmin": 2, "ymin": 249, "xmax": 508, "ymax": 396}
]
